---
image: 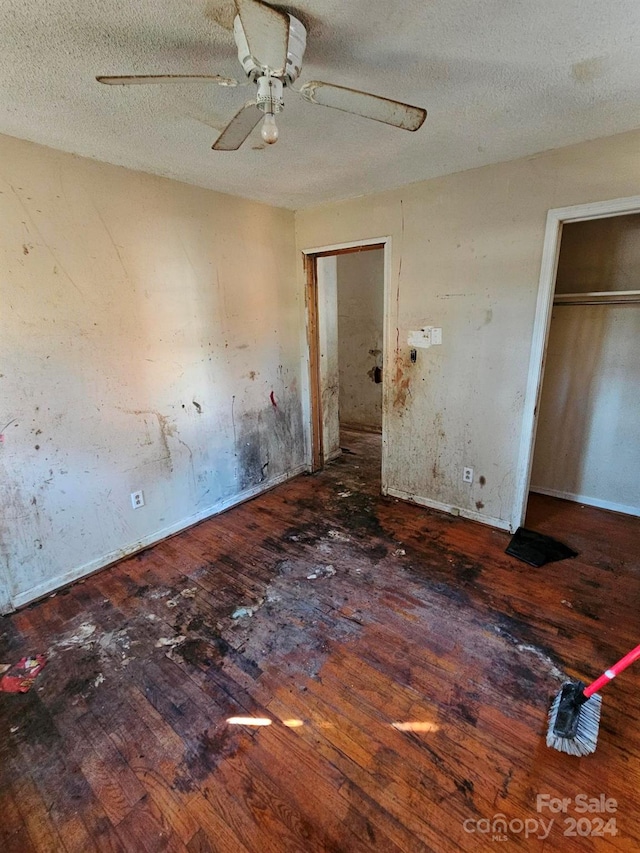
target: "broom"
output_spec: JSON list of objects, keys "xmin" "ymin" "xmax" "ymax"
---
[{"xmin": 546, "ymin": 643, "xmax": 640, "ymax": 756}]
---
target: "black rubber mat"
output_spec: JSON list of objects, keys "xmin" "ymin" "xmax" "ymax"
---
[{"xmin": 505, "ymin": 527, "xmax": 578, "ymax": 567}]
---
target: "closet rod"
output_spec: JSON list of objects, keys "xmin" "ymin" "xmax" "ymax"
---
[{"xmin": 554, "ymin": 290, "xmax": 640, "ymax": 306}]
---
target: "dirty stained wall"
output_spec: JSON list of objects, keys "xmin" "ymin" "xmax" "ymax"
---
[
  {"xmin": 0, "ymin": 133, "xmax": 303, "ymax": 610},
  {"xmin": 337, "ymin": 249, "xmax": 384, "ymax": 431},
  {"xmin": 295, "ymin": 127, "xmax": 640, "ymax": 531}
]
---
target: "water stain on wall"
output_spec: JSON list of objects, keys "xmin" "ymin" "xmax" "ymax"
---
[
  {"xmin": 571, "ymin": 57, "xmax": 605, "ymax": 84},
  {"xmin": 429, "ymin": 413, "xmax": 446, "ymax": 483},
  {"xmin": 123, "ymin": 409, "xmax": 179, "ymax": 472},
  {"xmin": 235, "ymin": 393, "xmax": 303, "ymax": 492},
  {"xmin": 236, "ymin": 425, "xmax": 264, "ymax": 490},
  {"xmin": 393, "ymin": 357, "xmax": 411, "ymax": 409},
  {"xmin": 152, "ymin": 413, "xmax": 177, "ymax": 471}
]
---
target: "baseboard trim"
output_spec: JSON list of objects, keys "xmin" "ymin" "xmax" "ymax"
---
[
  {"xmin": 386, "ymin": 487, "xmax": 511, "ymax": 532},
  {"xmin": 10, "ymin": 464, "xmax": 308, "ymax": 611},
  {"xmin": 529, "ymin": 487, "xmax": 639, "ymax": 518},
  {"xmin": 340, "ymin": 422, "xmax": 382, "ymax": 435},
  {"xmin": 325, "ymin": 447, "xmax": 342, "ymax": 463}
]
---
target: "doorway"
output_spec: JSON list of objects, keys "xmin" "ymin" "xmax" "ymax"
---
[
  {"xmin": 515, "ymin": 195, "xmax": 640, "ymax": 530},
  {"xmin": 303, "ymin": 239, "xmax": 389, "ymax": 486}
]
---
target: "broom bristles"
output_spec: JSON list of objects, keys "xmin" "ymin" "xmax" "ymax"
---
[{"xmin": 546, "ymin": 683, "xmax": 602, "ymax": 756}]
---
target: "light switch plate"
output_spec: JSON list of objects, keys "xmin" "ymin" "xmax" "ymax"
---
[{"xmin": 407, "ymin": 329, "xmax": 432, "ymax": 348}]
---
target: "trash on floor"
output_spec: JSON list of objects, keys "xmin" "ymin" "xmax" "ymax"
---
[
  {"xmin": 505, "ymin": 527, "xmax": 578, "ymax": 567},
  {"xmin": 231, "ymin": 599, "xmax": 264, "ymax": 620},
  {"xmin": 0, "ymin": 654, "xmax": 47, "ymax": 693},
  {"xmin": 166, "ymin": 586, "xmax": 199, "ymax": 608},
  {"xmin": 307, "ymin": 565, "xmax": 336, "ymax": 580},
  {"xmin": 56, "ymin": 622, "xmax": 97, "ymax": 649},
  {"xmin": 155, "ymin": 635, "xmax": 186, "ymax": 648},
  {"xmin": 327, "ymin": 530, "xmax": 350, "ymax": 541}
]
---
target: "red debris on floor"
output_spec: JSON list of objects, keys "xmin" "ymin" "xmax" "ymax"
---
[{"xmin": 0, "ymin": 654, "xmax": 47, "ymax": 693}]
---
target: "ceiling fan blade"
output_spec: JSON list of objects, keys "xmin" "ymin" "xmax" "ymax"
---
[
  {"xmin": 212, "ymin": 102, "xmax": 262, "ymax": 150},
  {"xmin": 298, "ymin": 82, "xmax": 427, "ymax": 132},
  {"xmin": 97, "ymin": 74, "xmax": 240, "ymax": 87},
  {"xmin": 234, "ymin": 0, "xmax": 289, "ymax": 75}
]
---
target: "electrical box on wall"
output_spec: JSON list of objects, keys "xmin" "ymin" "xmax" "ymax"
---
[{"xmin": 407, "ymin": 327, "xmax": 442, "ymax": 349}]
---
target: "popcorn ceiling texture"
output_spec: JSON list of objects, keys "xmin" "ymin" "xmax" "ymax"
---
[{"xmin": 1, "ymin": 0, "xmax": 640, "ymax": 208}]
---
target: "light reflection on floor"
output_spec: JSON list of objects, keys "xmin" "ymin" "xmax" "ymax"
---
[{"xmin": 227, "ymin": 716, "xmax": 439, "ymax": 734}]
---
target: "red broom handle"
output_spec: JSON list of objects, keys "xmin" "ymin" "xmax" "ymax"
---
[{"xmin": 584, "ymin": 644, "xmax": 640, "ymax": 698}]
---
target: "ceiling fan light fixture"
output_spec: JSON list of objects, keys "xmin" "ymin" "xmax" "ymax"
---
[
  {"xmin": 260, "ymin": 112, "xmax": 279, "ymax": 144},
  {"xmin": 256, "ymin": 74, "xmax": 283, "ymax": 112},
  {"xmin": 256, "ymin": 74, "xmax": 283, "ymax": 143}
]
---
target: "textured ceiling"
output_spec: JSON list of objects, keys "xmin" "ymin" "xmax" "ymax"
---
[{"xmin": 2, "ymin": 0, "xmax": 640, "ymax": 209}]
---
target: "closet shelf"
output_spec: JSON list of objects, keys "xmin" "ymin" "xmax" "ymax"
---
[{"xmin": 554, "ymin": 290, "xmax": 640, "ymax": 305}]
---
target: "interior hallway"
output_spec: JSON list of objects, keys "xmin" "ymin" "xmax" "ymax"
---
[{"xmin": 1, "ymin": 429, "xmax": 638, "ymax": 852}]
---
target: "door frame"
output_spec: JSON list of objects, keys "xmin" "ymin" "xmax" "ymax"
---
[
  {"xmin": 302, "ymin": 237, "xmax": 392, "ymax": 485},
  {"xmin": 0, "ymin": 566, "xmax": 12, "ymax": 614},
  {"xmin": 513, "ymin": 194, "xmax": 640, "ymax": 530}
]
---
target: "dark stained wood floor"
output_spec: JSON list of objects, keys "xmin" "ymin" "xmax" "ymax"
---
[{"xmin": 1, "ymin": 430, "xmax": 639, "ymax": 852}]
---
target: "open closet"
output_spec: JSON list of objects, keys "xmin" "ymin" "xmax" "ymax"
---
[{"xmin": 529, "ymin": 213, "xmax": 640, "ymax": 517}]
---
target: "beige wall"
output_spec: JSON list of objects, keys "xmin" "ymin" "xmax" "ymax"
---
[
  {"xmin": 556, "ymin": 214, "xmax": 640, "ymax": 293},
  {"xmin": 0, "ymin": 134, "xmax": 303, "ymax": 609},
  {"xmin": 295, "ymin": 127, "xmax": 640, "ymax": 530},
  {"xmin": 337, "ymin": 249, "xmax": 384, "ymax": 431}
]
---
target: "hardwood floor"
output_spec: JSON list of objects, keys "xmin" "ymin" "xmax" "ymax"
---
[{"xmin": 1, "ymin": 429, "xmax": 639, "ymax": 852}]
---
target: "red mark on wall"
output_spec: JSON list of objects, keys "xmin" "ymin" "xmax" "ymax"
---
[{"xmin": 270, "ymin": 391, "xmax": 278, "ymax": 408}]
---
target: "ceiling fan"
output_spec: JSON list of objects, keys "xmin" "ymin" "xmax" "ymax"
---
[{"xmin": 97, "ymin": 0, "xmax": 427, "ymax": 150}]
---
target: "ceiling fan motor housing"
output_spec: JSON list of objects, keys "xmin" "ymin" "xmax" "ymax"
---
[
  {"xmin": 233, "ymin": 13, "xmax": 307, "ymax": 84},
  {"xmin": 257, "ymin": 75, "xmax": 284, "ymax": 113}
]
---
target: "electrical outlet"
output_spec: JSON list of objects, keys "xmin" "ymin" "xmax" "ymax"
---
[
  {"xmin": 462, "ymin": 467, "xmax": 473, "ymax": 484},
  {"xmin": 131, "ymin": 490, "xmax": 145, "ymax": 509}
]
